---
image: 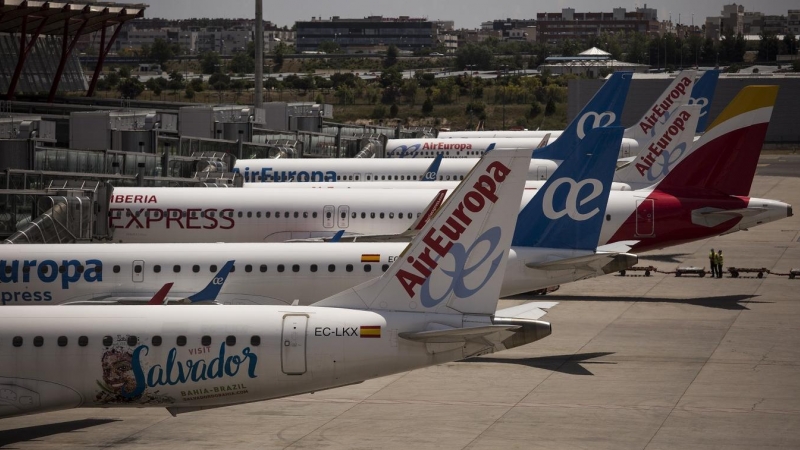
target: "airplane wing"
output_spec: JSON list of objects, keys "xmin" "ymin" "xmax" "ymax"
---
[
  {"xmin": 526, "ymin": 251, "xmax": 638, "ymax": 275},
  {"xmin": 399, "ymin": 325, "xmax": 521, "ymax": 343}
]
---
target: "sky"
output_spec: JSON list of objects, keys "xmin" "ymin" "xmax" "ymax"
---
[{"xmin": 146, "ymin": 0, "xmax": 798, "ymax": 29}]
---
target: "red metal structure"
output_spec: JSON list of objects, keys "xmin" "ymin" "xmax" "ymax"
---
[{"xmin": 0, "ymin": 0, "xmax": 146, "ymax": 101}]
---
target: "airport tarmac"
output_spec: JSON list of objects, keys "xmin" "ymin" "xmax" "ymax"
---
[{"xmin": 1, "ymin": 174, "xmax": 799, "ymax": 449}]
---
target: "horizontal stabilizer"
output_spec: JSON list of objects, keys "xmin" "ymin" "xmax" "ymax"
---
[
  {"xmin": 495, "ymin": 302, "xmax": 558, "ymax": 321},
  {"xmin": 399, "ymin": 325, "xmax": 520, "ymax": 343},
  {"xmin": 692, "ymin": 207, "xmax": 767, "ymax": 228}
]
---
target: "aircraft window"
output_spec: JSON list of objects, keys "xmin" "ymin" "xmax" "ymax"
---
[
  {"xmin": 382, "ymin": 264, "xmax": 390, "ymax": 272},
  {"xmin": 413, "ymin": 176, "xmax": 418, "ymax": 180},
  {"xmin": 210, "ymin": 265, "xmax": 217, "ymax": 272},
  {"xmin": 265, "ymin": 212, "xmax": 271, "ymax": 218},
  {"xmin": 126, "ymin": 210, "xmax": 131, "ymax": 217},
  {"xmin": 4, "ymin": 266, "xmax": 10, "ymax": 274},
  {"xmin": 370, "ymin": 213, "xmax": 375, "ymax": 219},
  {"xmin": 400, "ymin": 175, "xmax": 405, "ymax": 181},
  {"xmin": 346, "ymin": 264, "xmax": 354, "ymax": 272},
  {"xmin": 380, "ymin": 213, "xmax": 385, "ymax": 219},
  {"xmin": 247, "ymin": 212, "xmax": 252, "ymax": 218},
  {"xmin": 294, "ymin": 212, "xmax": 299, "ymax": 218},
  {"xmin": 367, "ymin": 176, "xmax": 371, "ymax": 180},
  {"xmin": 103, "ymin": 336, "xmax": 113, "ymax": 346},
  {"xmin": 326, "ymin": 211, "xmax": 332, "ymax": 219},
  {"xmin": 78, "ymin": 336, "xmax": 88, "ymax": 347},
  {"xmin": 152, "ymin": 336, "xmax": 162, "ymax": 346},
  {"xmin": 341, "ymin": 212, "xmax": 346, "ymax": 219},
  {"xmin": 251, "ymin": 336, "xmax": 261, "ymax": 346},
  {"xmin": 209, "ymin": 211, "xmax": 215, "ymax": 218},
  {"xmin": 238, "ymin": 212, "xmax": 243, "ymax": 218},
  {"xmin": 245, "ymin": 265, "xmax": 253, "ymax": 273},
  {"xmin": 154, "ymin": 265, "xmax": 161, "ymax": 273},
  {"xmin": 134, "ymin": 264, "xmax": 142, "ymax": 274},
  {"xmin": 59, "ymin": 265, "xmax": 66, "ymax": 273},
  {"xmin": 173, "ymin": 265, "xmax": 181, "ymax": 273},
  {"xmin": 394, "ymin": 176, "xmax": 399, "ymax": 180},
  {"xmin": 606, "ymin": 214, "xmax": 611, "ymax": 222},
  {"xmin": 57, "ymin": 336, "xmax": 68, "ymax": 347},
  {"xmin": 226, "ymin": 336, "xmax": 236, "ymax": 346},
  {"xmin": 127, "ymin": 336, "xmax": 138, "ymax": 347},
  {"xmin": 292, "ymin": 264, "xmax": 300, "ymax": 273},
  {"xmin": 177, "ymin": 336, "xmax": 187, "ymax": 346},
  {"xmin": 190, "ymin": 211, "xmax": 197, "ymax": 218},
  {"xmin": 355, "ymin": 175, "xmax": 360, "ymax": 181},
  {"xmin": 12, "ymin": 336, "xmax": 22, "ymax": 347},
  {"xmin": 361, "ymin": 212, "xmax": 366, "ymax": 219},
  {"xmin": 460, "ymin": 176, "xmax": 465, "ymax": 180},
  {"xmin": 351, "ymin": 212, "xmax": 356, "ymax": 219},
  {"xmin": 260, "ymin": 265, "xmax": 267, "ymax": 273},
  {"xmin": 201, "ymin": 210, "xmax": 206, "ymax": 218},
  {"xmin": 257, "ymin": 212, "xmax": 262, "ymax": 218},
  {"xmin": 136, "ymin": 210, "xmax": 142, "ymax": 217},
  {"xmin": 439, "ymin": 176, "xmax": 444, "ymax": 180},
  {"xmin": 364, "ymin": 265, "xmax": 372, "ymax": 273},
  {"xmin": 42, "ymin": 266, "xmax": 51, "ymax": 275},
  {"xmin": 310, "ymin": 264, "xmax": 318, "ymax": 273},
  {"xmin": 446, "ymin": 175, "xmax": 451, "ymax": 181},
  {"xmin": 191, "ymin": 265, "xmax": 200, "ymax": 273},
  {"xmin": 201, "ymin": 336, "xmax": 212, "ymax": 346},
  {"xmin": 114, "ymin": 265, "xmax": 123, "ymax": 273},
  {"xmin": 389, "ymin": 213, "xmax": 395, "ymax": 219},
  {"xmin": 77, "ymin": 265, "xmax": 84, "ymax": 274},
  {"xmin": 230, "ymin": 265, "xmax": 236, "ymax": 273},
  {"xmin": 313, "ymin": 212, "xmax": 318, "ymax": 219},
  {"xmin": 417, "ymin": 213, "xmax": 422, "ymax": 217},
  {"xmin": 328, "ymin": 264, "xmax": 336, "ymax": 272},
  {"xmin": 304, "ymin": 212, "xmax": 309, "ymax": 218},
  {"xmin": 381, "ymin": 175, "xmax": 386, "ymax": 180},
  {"xmin": 399, "ymin": 213, "xmax": 404, "ymax": 219},
  {"xmin": 277, "ymin": 264, "xmax": 285, "ymax": 273},
  {"xmin": 22, "ymin": 266, "xmax": 30, "ymax": 274}
]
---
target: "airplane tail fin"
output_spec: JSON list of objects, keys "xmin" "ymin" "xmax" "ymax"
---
[
  {"xmin": 147, "ymin": 283, "xmax": 174, "ymax": 305},
  {"xmin": 656, "ymin": 86, "xmax": 778, "ymax": 196},
  {"xmin": 613, "ymin": 104, "xmax": 701, "ymax": 188},
  {"xmin": 188, "ymin": 260, "xmax": 235, "ymax": 303},
  {"xmin": 533, "ymin": 71, "xmax": 631, "ymax": 160},
  {"xmin": 512, "ymin": 127, "xmax": 624, "ymax": 251},
  {"xmin": 421, "ymin": 153, "xmax": 444, "ymax": 181},
  {"xmin": 623, "ymin": 70, "xmax": 696, "ymax": 143},
  {"xmin": 690, "ymin": 70, "xmax": 720, "ymax": 133},
  {"xmin": 315, "ymin": 149, "xmax": 531, "ymax": 316}
]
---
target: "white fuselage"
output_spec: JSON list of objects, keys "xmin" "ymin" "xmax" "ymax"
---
[
  {"xmin": 384, "ymin": 137, "xmax": 639, "ymax": 159},
  {"xmin": 242, "ymin": 180, "xmax": 633, "ymax": 191},
  {"xmin": 0, "ymin": 243, "xmax": 612, "ymax": 306},
  {"xmin": 0, "ymin": 305, "xmax": 500, "ymax": 418}
]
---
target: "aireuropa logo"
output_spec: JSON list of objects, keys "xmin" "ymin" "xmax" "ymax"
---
[
  {"xmin": 645, "ymin": 142, "xmax": 687, "ymax": 182},
  {"xmin": 688, "ymin": 97, "xmax": 710, "ymax": 117},
  {"xmin": 388, "ymin": 144, "xmax": 422, "ymax": 158},
  {"xmin": 542, "ymin": 178, "xmax": 604, "ymax": 221},
  {"xmin": 577, "ymin": 111, "xmax": 616, "ymax": 139}
]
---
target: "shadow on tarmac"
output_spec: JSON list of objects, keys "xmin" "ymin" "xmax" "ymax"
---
[
  {"xmin": 539, "ymin": 294, "xmax": 768, "ymax": 311},
  {"xmin": 469, "ymin": 352, "xmax": 616, "ymax": 376},
  {"xmin": 0, "ymin": 418, "xmax": 118, "ymax": 447},
  {"xmin": 638, "ymin": 253, "xmax": 693, "ymax": 264}
]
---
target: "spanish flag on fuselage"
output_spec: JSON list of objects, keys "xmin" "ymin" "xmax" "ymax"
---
[
  {"xmin": 360, "ymin": 326, "xmax": 381, "ymax": 338},
  {"xmin": 361, "ymin": 254, "xmax": 380, "ymax": 263}
]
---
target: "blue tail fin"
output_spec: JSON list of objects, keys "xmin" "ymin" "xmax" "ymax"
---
[
  {"xmin": 533, "ymin": 71, "xmax": 632, "ymax": 160},
  {"xmin": 690, "ymin": 70, "xmax": 720, "ymax": 133},
  {"xmin": 421, "ymin": 153, "xmax": 444, "ymax": 181},
  {"xmin": 513, "ymin": 127, "xmax": 624, "ymax": 251},
  {"xmin": 188, "ymin": 260, "xmax": 235, "ymax": 303}
]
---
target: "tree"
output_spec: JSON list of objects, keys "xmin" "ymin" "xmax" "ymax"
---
[
  {"xmin": 389, "ymin": 103, "xmax": 399, "ymax": 118},
  {"xmin": 545, "ymin": 97, "xmax": 556, "ymax": 116},
  {"xmin": 145, "ymin": 77, "xmax": 167, "ymax": 95},
  {"xmin": 529, "ymin": 101, "xmax": 543, "ymax": 118},
  {"xmin": 149, "ymin": 38, "xmax": 174, "ymax": 67},
  {"xmin": 118, "ymin": 66, "xmax": 131, "ymax": 79},
  {"xmin": 560, "ymin": 39, "xmax": 580, "ymax": 57},
  {"xmin": 274, "ymin": 42, "xmax": 289, "ymax": 70},
  {"xmin": 200, "ymin": 51, "xmax": 222, "ymax": 75},
  {"xmin": 784, "ymin": 34, "xmax": 799, "ymax": 56},
  {"xmin": 118, "ymin": 78, "xmax": 144, "ymax": 98},
  {"xmin": 190, "ymin": 78, "xmax": 205, "ymax": 92},
  {"xmin": 455, "ymin": 44, "xmax": 494, "ymax": 70},
  {"xmin": 758, "ymin": 31, "xmax": 780, "ymax": 62},
  {"xmin": 421, "ymin": 97, "xmax": 433, "ymax": 115},
  {"xmin": 384, "ymin": 44, "xmax": 399, "ymax": 68},
  {"xmin": 184, "ymin": 86, "xmax": 195, "ymax": 99},
  {"xmin": 229, "ymin": 51, "xmax": 255, "ymax": 74},
  {"xmin": 792, "ymin": 60, "xmax": 800, "ymax": 72},
  {"xmin": 105, "ymin": 72, "xmax": 120, "ymax": 87},
  {"xmin": 318, "ymin": 41, "xmax": 341, "ymax": 54}
]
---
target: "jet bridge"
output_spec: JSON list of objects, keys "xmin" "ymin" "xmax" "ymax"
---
[{"xmin": 3, "ymin": 180, "xmax": 103, "ymax": 244}]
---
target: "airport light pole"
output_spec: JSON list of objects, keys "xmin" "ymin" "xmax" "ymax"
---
[{"xmin": 255, "ymin": 0, "xmax": 264, "ymax": 108}]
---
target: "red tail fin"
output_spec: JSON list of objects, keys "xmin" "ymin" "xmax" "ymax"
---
[{"xmin": 656, "ymin": 86, "xmax": 778, "ymax": 196}]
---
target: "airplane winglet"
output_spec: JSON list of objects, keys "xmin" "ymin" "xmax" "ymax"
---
[
  {"xmin": 329, "ymin": 230, "xmax": 345, "ymax": 242},
  {"xmin": 147, "ymin": 283, "xmax": 174, "ymax": 305},
  {"xmin": 188, "ymin": 260, "xmax": 235, "ymax": 303},
  {"xmin": 409, "ymin": 189, "xmax": 447, "ymax": 232}
]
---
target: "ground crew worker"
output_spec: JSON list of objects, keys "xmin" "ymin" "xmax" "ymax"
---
[
  {"xmin": 717, "ymin": 250, "xmax": 724, "ymax": 278},
  {"xmin": 709, "ymin": 248, "xmax": 717, "ymax": 278}
]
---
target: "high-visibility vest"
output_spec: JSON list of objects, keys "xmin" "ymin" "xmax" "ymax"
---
[
  {"xmin": 709, "ymin": 251, "xmax": 716, "ymax": 261},
  {"xmin": 717, "ymin": 253, "xmax": 724, "ymax": 264}
]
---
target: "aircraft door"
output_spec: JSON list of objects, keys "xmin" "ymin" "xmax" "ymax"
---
[
  {"xmin": 281, "ymin": 315, "xmax": 308, "ymax": 375},
  {"xmin": 132, "ymin": 260, "xmax": 144, "ymax": 283},
  {"xmin": 537, "ymin": 166, "xmax": 548, "ymax": 180},
  {"xmin": 636, "ymin": 199, "xmax": 655, "ymax": 237},
  {"xmin": 621, "ymin": 142, "xmax": 632, "ymax": 158},
  {"xmin": 338, "ymin": 206, "xmax": 350, "ymax": 228},
  {"xmin": 323, "ymin": 205, "xmax": 335, "ymax": 228}
]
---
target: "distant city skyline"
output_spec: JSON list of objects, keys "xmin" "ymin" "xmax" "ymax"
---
[{"xmin": 146, "ymin": 0, "xmax": 798, "ymax": 29}]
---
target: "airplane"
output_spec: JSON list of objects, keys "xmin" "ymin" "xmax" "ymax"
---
[
  {"xmin": 105, "ymin": 86, "xmax": 790, "ymax": 251},
  {"xmin": 435, "ymin": 69, "xmax": 719, "ymax": 141},
  {"xmin": 0, "ymin": 147, "xmax": 557, "ymax": 419},
  {"xmin": 232, "ymin": 71, "xmax": 633, "ymax": 183},
  {"xmin": 2, "ymin": 127, "xmax": 633, "ymax": 306}
]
